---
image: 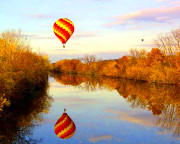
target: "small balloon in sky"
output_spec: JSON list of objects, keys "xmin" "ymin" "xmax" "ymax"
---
[
  {"xmin": 54, "ymin": 109, "xmax": 76, "ymax": 139},
  {"xmin": 53, "ymin": 18, "xmax": 74, "ymax": 48},
  {"xmin": 141, "ymin": 38, "xmax": 144, "ymax": 42}
]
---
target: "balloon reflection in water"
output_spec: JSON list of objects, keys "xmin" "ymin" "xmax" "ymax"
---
[{"xmin": 54, "ymin": 109, "xmax": 76, "ymax": 139}]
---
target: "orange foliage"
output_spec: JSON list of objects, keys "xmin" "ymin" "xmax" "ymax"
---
[
  {"xmin": 147, "ymin": 48, "xmax": 164, "ymax": 66},
  {"xmin": 0, "ymin": 30, "xmax": 50, "ymax": 112},
  {"xmin": 55, "ymin": 59, "xmax": 82, "ymax": 73},
  {"xmin": 54, "ymin": 47, "xmax": 180, "ymax": 84},
  {"xmin": 121, "ymin": 56, "xmax": 128, "ymax": 62}
]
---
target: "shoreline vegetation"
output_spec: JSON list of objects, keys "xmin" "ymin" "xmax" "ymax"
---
[
  {"xmin": 0, "ymin": 30, "xmax": 51, "ymax": 112},
  {"xmin": 53, "ymin": 28, "xmax": 180, "ymax": 85}
]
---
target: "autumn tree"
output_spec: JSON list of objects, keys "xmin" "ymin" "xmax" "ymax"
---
[
  {"xmin": 80, "ymin": 55, "xmax": 96, "ymax": 65},
  {"xmin": 154, "ymin": 28, "xmax": 180, "ymax": 66},
  {"xmin": 155, "ymin": 28, "xmax": 180, "ymax": 55},
  {"xmin": 130, "ymin": 48, "xmax": 147, "ymax": 58},
  {"xmin": 55, "ymin": 59, "xmax": 82, "ymax": 73},
  {"xmin": 147, "ymin": 48, "xmax": 164, "ymax": 66}
]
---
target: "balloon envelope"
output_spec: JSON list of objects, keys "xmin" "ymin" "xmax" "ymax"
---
[
  {"xmin": 53, "ymin": 18, "xmax": 74, "ymax": 47},
  {"xmin": 54, "ymin": 111, "xmax": 76, "ymax": 139}
]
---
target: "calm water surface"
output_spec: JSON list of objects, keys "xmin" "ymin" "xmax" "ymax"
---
[{"xmin": 2, "ymin": 74, "xmax": 180, "ymax": 144}]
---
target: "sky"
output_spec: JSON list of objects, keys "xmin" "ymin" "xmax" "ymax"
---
[{"xmin": 0, "ymin": 0, "xmax": 180, "ymax": 62}]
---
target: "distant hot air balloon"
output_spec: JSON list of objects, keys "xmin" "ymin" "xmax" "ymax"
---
[
  {"xmin": 141, "ymin": 38, "xmax": 144, "ymax": 42},
  {"xmin": 53, "ymin": 18, "xmax": 74, "ymax": 48},
  {"xmin": 54, "ymin": 109, "xmax": 76, "ymax": 139}
]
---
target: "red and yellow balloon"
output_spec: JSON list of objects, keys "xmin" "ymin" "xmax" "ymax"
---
[
  {"xmin": 54, "ymin": 109, "xmax": 76, "ymax": 139},
  {"xmin": 53, "ymin": 18, "xmax": 74, "ymax": 48}
]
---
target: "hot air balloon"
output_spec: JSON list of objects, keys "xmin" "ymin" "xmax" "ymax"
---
[
  {"xmin": 54, "ymin": 109, "xmax": 76, "ymax": 139},
  {"xmin": 141, "ymin": 38, "xmax": 144, "ymax": 42},
  {"xmin": 53, "ymin": 18, "xmax": 74, "ymax": 48}
]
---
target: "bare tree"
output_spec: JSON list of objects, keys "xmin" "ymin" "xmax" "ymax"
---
[
  {"xmin": 130, "ymin": 48, "xmax": 147, "ymax": 58},
  {"xmin": 153, "ymin": 27, "xmax": 180, "ymax": 67},
  {"xmin": 80, "ymin": 55, "xmax": 96, "ymax": 65},
  {"xmin": 154, "ymin": 28, "xmax": 180, "ymax": 56}
]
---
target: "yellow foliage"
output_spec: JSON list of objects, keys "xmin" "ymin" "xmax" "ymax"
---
[{"xmin": 0, "ymin": 30, "xmax": 50, "ymax": 111}]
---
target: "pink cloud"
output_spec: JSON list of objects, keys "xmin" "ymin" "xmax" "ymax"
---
[
  {"xmin": 105, "ymin": 6, "xmax": 180, "ymax": 27},
  {"xmin": 168, "ymin": 0, "xmax": 180, "ymax": 5},
  {"xmin": 18, "ymin": 33, "xmax": 56, "ymax": 40},
  {"xmin": 105, "ymin": 109, "xmax": 157, "ymax": 127},
  {"xmin": 156, "ymin": 0, "xmax": 166, "ymax": 2},
  {"xmin": 94, "ymin": 0, "xmax": 111, "ymax": 1},
  {"xmin": 22, "ymin": 34, "xmax": 55, "ymax": 40},
  {"xmin": 72, "ymin": 32, "xmax": 97, "ymax": 39},
  {"xmin": 28, "ymin": 14, "xmax": 55, "ymax": 19},
  {"xmin": 89, "ymin": 135, "xmax": 113, "ymax": 143},
  {"xmin": 133, "ymin": 43, "xmax": 156, "ymax": 48}
]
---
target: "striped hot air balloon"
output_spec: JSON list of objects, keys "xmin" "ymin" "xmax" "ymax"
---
[
  {"xmin": 54, "ymin": 109, "xmax": 76, "ymax": 139},
  {"xmin": 53, "ymin": 18, "xmax": 74, "ymax": 48}
]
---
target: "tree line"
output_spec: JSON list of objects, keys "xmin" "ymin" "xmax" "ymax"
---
[{"xmin": 53, "ymin": 28, "xmax": 180, "ymax": 84}]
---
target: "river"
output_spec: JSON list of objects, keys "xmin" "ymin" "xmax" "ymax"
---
[{"xmin": 1, "ymin": 74, "xmax": 180, "ymax": 144}]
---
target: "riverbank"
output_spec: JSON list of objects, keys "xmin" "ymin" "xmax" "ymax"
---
[
  {"xmin": 52, "ymin": 51, "xmax": 180, "ymax": 84},
  {"xmin": 52, "ymin": 28, "xmax": 180, "ymax": 85},
  {"xmin": 0, "ymin": 30, "xmax": 51, "ymax": 111}
]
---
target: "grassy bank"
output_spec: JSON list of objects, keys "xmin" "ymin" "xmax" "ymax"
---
[
  {"xmin": 0, "ymin": 30, "xmax": 51, "ymax": 111},
  {"xmin": 53, "ymin": 28, "xmax": 180, "ymax": 84}
]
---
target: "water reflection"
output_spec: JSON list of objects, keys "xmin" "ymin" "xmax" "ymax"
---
[
  {"xmin": 54, "ymin": 109, "xmax": 76, "ymax": 139},
  {"xmin": 0, "ymin": 82, "xmax": 53, "ymax": 144},
  {"xmin": 53, "ymin": 73, "xmax": 180, "ymax": 136}
]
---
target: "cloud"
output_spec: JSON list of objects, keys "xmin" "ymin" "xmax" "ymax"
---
[
  {"xmin": 133, "ymin": 43, "xmax": 156, "ymax": 48},
  {"xmin": 28, "ymin": 13, "xmax": 54, "ymax": 19},
  {"xmin": 22, "ymin": 34, "xmax": 55, "ymax": 40},
  {"xmin": 156, "ymin": 0, "xmax": 166, "ymax": 2},
  {"xmin": 26, "ymin": 31, "xmax": 97, "ymax": 40},
  {"xmin": 88, "ymin": 135, "xmax": 113, "ymax": 143},
  {"xmin": 105, "ymin": 109, "xmax": 156, "ymax": 127},
  {"xmin": 157, "ymin": 130, "xmax": 170, "ymax": 135},
  {"xmin": 72, "ymin": 32, "xmax": 97, "ymax": 39},
  {"xmin": 105, "ymin": 6, "xmax": 180, "ymax": 27},
  {"xmin": 177, "ymin": 137, "xmax": 180, "ymax": 141},
  {"xmin": 94, "ymin": 0, "xmax": 111, "ymax": 1},
  {"xmin": 13, "ymin": 33, "xmax": 55, "ymax": 40},
  {"xmin": 23, "ymin": 30, "xmax": 97, "ymax": 41},
  {"xmin": 54, "ymin": 96, "xmax": 98, "ymax": 108},
  {"xmin": 168, "ymin": 0, "xmax": 180, "ymax": 6},
  {"xmin": 55, "ymin": 97, "xmax": 96, "ymax": 103}
]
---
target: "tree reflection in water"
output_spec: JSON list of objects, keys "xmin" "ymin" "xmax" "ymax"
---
[
  {"xmin": 53, "ymin": 73, "xmax": 180, "ymax": 136},
  {"xmin": 0, "ymin": 82, "xmax": 53, "ymax": 144}
]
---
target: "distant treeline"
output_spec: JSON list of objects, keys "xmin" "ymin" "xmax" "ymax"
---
[
  {"xmin": 53, "ymin": 28, "xmax": 180, "ymax": 84},
  {"xmin": 0, "ymin": 30, "xmax": 51, "ymax": 111}
]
